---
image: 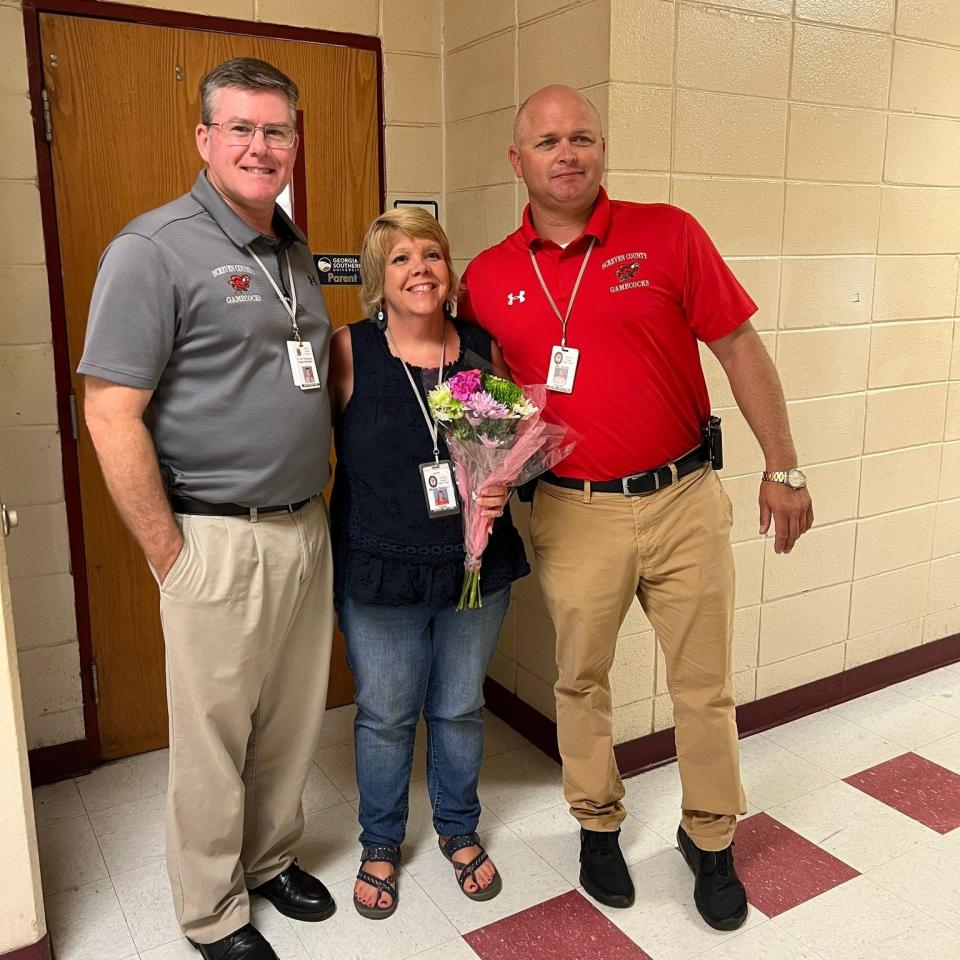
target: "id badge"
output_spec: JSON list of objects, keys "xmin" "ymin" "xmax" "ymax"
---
[
  {"xmin": 286, "ymin": 340, "xmax": 322, "ymax": 390},
  {"xmin": 419, "ymin": 460, "xmax": 460, "ymax": 518},
  {"xmin": 546, "ymin": 345, "xmax": 579, "ymax": 393}
]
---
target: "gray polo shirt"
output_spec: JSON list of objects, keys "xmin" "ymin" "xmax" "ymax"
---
[{"xmin": 79, "ymin": 173, "xmax": 332, "ymax": 506}]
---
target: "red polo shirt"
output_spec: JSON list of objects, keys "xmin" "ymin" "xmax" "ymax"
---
[{"xmin": 460, "ymin": 188, "xmax": 756, "ymax": 480}]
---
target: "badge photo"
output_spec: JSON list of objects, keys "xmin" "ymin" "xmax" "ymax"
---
[
  {"xmin": 420, "ymin": 461, "xmax": 460, "ymax": 518},
  {"xmin": 546, "ymin": 344, "xmax": 579, "ymax": 394}
]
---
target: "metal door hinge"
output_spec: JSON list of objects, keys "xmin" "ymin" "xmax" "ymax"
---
[
  {"xmin": 41, "ymin": 89, "xmax": 53, "ymax": 143},
  {"xmin": 91, "ymin": 660, "xmax": 100, "ymax": 705},
  {"xmin": 69, "ymin": 391, "xmax": 78, "ymax": 440}
]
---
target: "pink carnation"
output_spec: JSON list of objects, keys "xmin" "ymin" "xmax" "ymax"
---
[{"xmin": 448, "ymin": 369, "xmax": 483, "ymax": 401}]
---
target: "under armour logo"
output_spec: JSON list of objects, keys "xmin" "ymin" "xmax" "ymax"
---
[{"xmin": 507, "ymin": 290, "xmax": 526, "ymax": 306}]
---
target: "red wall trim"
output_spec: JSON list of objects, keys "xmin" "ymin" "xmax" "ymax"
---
[
  {"xmin": 0, "ymin": 934, "xmax": 51, "ymax": 960},
  {"xmin": 485, "ymin": 632, "xmax": 960, "ymax": 777},
  {"xmin": 21, "ymin": 0, "xmax": 385, "ymax": 784}
]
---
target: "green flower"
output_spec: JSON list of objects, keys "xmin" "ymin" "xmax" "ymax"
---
[
  {"xmin": 427, "ymin": 383, "xmax": 464, "ymax": 422},
  {"xmin": 482, "ymin": 374, "xmax": 523, "ymax": 408}
]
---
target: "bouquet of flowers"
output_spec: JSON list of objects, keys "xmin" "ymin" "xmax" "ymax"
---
[{"xmin": 427, "ymin": 369, "xmax": 577, "ymax": 610}]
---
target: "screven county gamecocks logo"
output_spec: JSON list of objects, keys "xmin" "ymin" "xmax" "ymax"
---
[
  {"xmin": 616, "ymin": 262, "xmax": 641, "ymax": 282},
  {"xmin": 228, "ymin": 274, "xmax": 251, "ymax": 292}
]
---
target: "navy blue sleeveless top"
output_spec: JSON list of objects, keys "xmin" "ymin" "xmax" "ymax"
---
[{"xmin": 331, "ymin": 318, "xmax": 530, "ymax": 606}]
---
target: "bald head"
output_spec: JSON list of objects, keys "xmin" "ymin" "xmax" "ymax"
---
[{"xmin": 513, "ymin": 84, "xmax": 603, "ymax": 146}]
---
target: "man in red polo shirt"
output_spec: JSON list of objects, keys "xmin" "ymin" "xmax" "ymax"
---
[{"xmin": 460, "ymin": 85, "xmax": 813, "ymax": 930}]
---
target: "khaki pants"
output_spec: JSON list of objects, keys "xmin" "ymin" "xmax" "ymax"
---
[
  {"xmin": 156, "ymin": 498, "xmax": 334, "ymax": 943},
  {"xmin": 530, "ymin": 466, "xmax": 746, "ymax": 851}
]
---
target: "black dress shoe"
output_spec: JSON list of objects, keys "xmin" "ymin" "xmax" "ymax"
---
[
  {"xmin": 251, "ymin": 858, "xmax": 336, "ymax": 922},
  {"xmin": 189, "ymin": 923, "xmax": 278, "ymax": 960},
  {"xmin": 579, "ymin": 827, "xmax": 635, "ymax": 908},
  {"xmin": 677, "ymin": 825, "xmax": 748, "ymax": 931}
]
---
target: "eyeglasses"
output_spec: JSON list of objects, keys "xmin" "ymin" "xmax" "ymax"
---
[{"xmin": 207, "ymin": 121, "xmax": 298, "ymax": 149}]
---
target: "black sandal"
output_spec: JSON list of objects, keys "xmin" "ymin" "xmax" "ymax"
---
[
  {"xmin": 353, "ymin": 844, "xmax": 401, "ymax": 920},
  {"xmin": 439, "ymin": 833, "xmax": 502, "ymax": 902}
]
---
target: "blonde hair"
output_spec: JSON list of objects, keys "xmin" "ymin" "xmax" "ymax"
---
[{"xmin": 359, "ymin": 208, "xmax": 459, "ymax": 318}]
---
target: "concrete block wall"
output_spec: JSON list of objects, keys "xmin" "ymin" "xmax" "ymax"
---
[{"xmin": 442, "ymin": 0, "xmax": 960, "ymax": 744}]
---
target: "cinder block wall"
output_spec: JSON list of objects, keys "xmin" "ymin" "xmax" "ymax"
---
[
  {"xmin": 0, "ymin": 0, "xmax": 443, "ymax": 750},
  {"xmin": 442, "ymin": 0, "xmax": 960, "ymax": 744}
]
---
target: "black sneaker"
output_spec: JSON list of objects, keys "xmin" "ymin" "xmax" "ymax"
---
[
  {"xmin": 676, "ymin": 825, "xmax": 748, "ymax": 931},
  {"xmin": 579, "ymin": 827, "xmax": 635, "ymax": 908},
  {"xmin": 188, "ymin": 923, "xmax": 278, "ymax": 959}
]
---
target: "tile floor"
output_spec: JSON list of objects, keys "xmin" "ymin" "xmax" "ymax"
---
[{"xmin": 32, "ymin": 662, "xmax": 960, "ymax": 960}]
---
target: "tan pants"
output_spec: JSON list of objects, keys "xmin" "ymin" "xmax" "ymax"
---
[
  {"xmin": 156, "ymin": 498, "xmax": 334, "ymax": 943},
  {"xmin": 530, "ymin": 466, "xmax": 746, "ymax": 851}
]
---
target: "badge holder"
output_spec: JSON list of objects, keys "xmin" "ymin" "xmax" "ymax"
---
[
  {"xmin": 419, "ymin": 460, "xmax": 460, "ymax": 517},
  {"xmin": 546, "ymin": 345, "xmax": 579, "ymax": 394},
  {"xmin": 286, "ymin": 340, "xmax": 321, "ymax": 390}
]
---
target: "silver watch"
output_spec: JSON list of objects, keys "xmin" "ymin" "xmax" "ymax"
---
[{"xmin": 762, "ymin": 468, "xmax": 807, "ymax": 490}]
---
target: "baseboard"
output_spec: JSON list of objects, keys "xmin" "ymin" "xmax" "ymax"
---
[
  {"xmin": 0, "ymin": 934, "xmax": 51, "ymax": 960},
  {"xmin": 28, "ymin": 738, "xmax": 96, "ymax": 787},
  {"xmin": 485, "ymin": 631, "xmax": 960, "ymax": 778}
]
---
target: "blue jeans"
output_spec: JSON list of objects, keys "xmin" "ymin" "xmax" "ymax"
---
[{"xmin": 337, "ymin": 587, "xmax": 511, "ymax": 849}]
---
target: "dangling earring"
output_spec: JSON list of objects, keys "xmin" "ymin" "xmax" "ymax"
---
[
  {"xmin": 376, "ymin": 302, "xmax": 385, "ymax": 326},
  {"xmin": 446, "ymin": 297, "xmax": 458, "ymax": 318}
]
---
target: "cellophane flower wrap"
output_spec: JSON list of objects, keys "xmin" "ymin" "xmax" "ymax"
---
[{"xmin": 427, "ymin": 370, "xmax": 578, "ymax": 610}]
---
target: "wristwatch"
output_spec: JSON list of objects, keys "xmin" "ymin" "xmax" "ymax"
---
[{"xmin": 762, "ymin": 468, "xmax": 807, "ymax": 490}]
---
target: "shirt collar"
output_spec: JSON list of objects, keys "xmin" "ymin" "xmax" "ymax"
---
[
  {"xmin": 190, "ymin": 171, "xmax": 307, "ymax": 251},
  {"xmin": 519, "ymin": 186, "xmax": 612, "ymax": 249}
]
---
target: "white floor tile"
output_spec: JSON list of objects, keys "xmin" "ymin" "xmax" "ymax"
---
[
  {"xmin": 915, "ymin": 729, "xmax": 960, "ymax": 775},
  {"xmin": 737, "ymin": 733, "xmax": 836, "ymax": 810},
  {"xmin": 315, "ymin": 703, "xmax": 357, "ymax": 750},
  {"xmin": 621, "ymin": 760, "xmax": 684, "ymax": 843},
  {"xmin": 593, "ymin": 848, "xmax": 766, "ymax": 960},
  {"xmin": 301, "ymin": 762, "xmax": 347, "ymax": 816},
  {"xmin": 764, "ymin": 711, "xmax": 903, "ymax": 779},
  {"xmin": 831, "ymin": 688, "xmax": 960, "ymax": 750},
  {"xmin": 295, "ymin": 800, "xmax": 364, "ymax": 887},
  {"xmin": 867, "ymin": 836, "xmax": 960, "ymax": 933},
  {"xmin": 476, "ymin": 745, "xmax": 563, "ymax": 823},
  {"xmin": 509, "ymin": 802, "xmax": 670, "ymax": 886},
  {"xmin": 291, "ymin": 873, "xmax": 458, "ymax": 960},
  {"xmin": 403, "ymin": 823, "xmax": 571, "ymax": 934},
  {"xmin": 249, "ymin": 901, "xmax": 311, "ymax": 958},
  {"xmin": 695, "ymin": 920, "xmax": 825, "ymax": 960},
  {"xmin": 407, "ymin": 939, "xmax": 479, "ymax": 960},
  {"xmin": 33, "ymin": 778, "xmax": 86, "ymax": 824},
  {"xmin": 482, "ymin": 712, "xmax": 529, "ymax": 758},
  {"xmin": 37, "ymin": 813, "xmax": 109, "ymax": 895},
  {"xmin": 111, "ymin": 859, "xmax": 181, "ymax": 953},
  {"xmin": 767, "ymin": 780, "xmax": 937, "ymax": 873},
  {"xmin": 887, "ymin": 666, "xmax": 960, "ymax": 719},
  {"xmin": 776, "ymin": 875, "xmax": 958, "ymax": 960},
  {"xmin": 140, "ymin": 940, "xmax": 194, "ymax": 960},
  {"xmin": 89, "ymin": 793, "xmax": 166, "ymax": 876},
  {"xmin": 45, "ymin": 878, "xmax": 137, "ymax": 960},
  {"xmin": 76, "ymin": 749, "xmax": 169, "ymax": 814}
]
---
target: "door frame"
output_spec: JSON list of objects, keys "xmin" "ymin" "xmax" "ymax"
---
[{"xmin": 21, "ymin": 0, "xmax": 385, "ymax": 784}]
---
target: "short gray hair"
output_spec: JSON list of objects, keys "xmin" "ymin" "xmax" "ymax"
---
[{"xmin": 199, "ymin": 58, "xmax": 298, "ymax": 125}]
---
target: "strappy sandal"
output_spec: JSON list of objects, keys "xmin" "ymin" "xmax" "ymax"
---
[
  {"xmin": 439, "ymin": 833, "xmax": 502, "ymax": 902},
  {"xmin": 353, "ymin": 844, "xmax": 401, "ymax": 920}
]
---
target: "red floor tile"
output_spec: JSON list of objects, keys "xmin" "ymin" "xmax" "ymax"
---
[
  {"xmin": 464, "ymin": 890, "xmax": 652, "ymax": 960},
  {"xmin": 732, "ymin": 812, "xmax": 859, "ymax": 917},
  {"xmin": 844, "ymin": 752, "xmax": 960, "ymax": 834}
]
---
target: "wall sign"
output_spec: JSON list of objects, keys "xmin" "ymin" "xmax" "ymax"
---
[
  {"xmin": 393, "ymin": 199, "xmax": 439, "ymax": 220},
  {"xmin": 313, "ymin": 254, "xmax": 362, "ymax": 285}
]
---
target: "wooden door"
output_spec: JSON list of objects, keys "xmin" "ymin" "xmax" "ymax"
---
[{"xmin": 40, "ymin": 14, "xmax": 377, "ymax": 759}]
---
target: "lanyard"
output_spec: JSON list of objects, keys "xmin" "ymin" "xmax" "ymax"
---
[
  {"xmin": 385, "ymin": 322, "xmax": 447, "ymax": 463},
  {"xmin": 245, "ymin": 246, "xmax": 300, "ymax": 341},
  {"xmin": 528, "ymin": 237, "xmax": 596, "ymax": 347}
]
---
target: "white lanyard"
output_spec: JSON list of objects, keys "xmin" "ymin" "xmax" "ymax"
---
[
  {"xmin": 245, "ymin": 246, "xmax": 301, "ymax": 341},
  {"xmin": 528, "ymin": 237, "xmax": 596, "ymax": 347},
  {"xmin": 385, "ymin": 322, "xmax": 447, "ymax": 463}
]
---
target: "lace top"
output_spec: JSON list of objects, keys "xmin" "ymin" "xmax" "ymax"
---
[{"xmin": 330, "ymin": 317, "xmax": 529, "ymax": 606}]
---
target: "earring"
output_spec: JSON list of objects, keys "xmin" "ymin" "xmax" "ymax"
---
[
  {"xmin": 376, "ymin": 303, "xmax": 385, "ymax": 326},
  {"xmin": 445, "ymin": 298, "xmax": 458, "ymax": 318}
]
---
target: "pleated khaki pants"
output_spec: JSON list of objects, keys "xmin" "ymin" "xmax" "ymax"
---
[
  {"xmin": 530, "ymin": 465, "xmax": 746, "ymax": 851},
  {"xmin": 156, "ymin": 498, "xmax": 334, "ymax": 943}
]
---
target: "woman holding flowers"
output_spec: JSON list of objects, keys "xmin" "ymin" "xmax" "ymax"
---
[{"xmin": 327, "ymin": 208, "xmax": 529, "ymax": 919}]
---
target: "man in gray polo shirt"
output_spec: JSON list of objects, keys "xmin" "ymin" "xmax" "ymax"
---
[{"xmin": 80, "ymin": 59, "xmax": 335, "ymax": 960}]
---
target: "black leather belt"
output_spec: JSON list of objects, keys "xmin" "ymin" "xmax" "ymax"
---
[
  {"xmin": 544, "ymin": 443, "xmax": 710, "ymax": 496},
  {"xmin": 170, "ymin": 495, "xmax": 313, "ymax": 520}
]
